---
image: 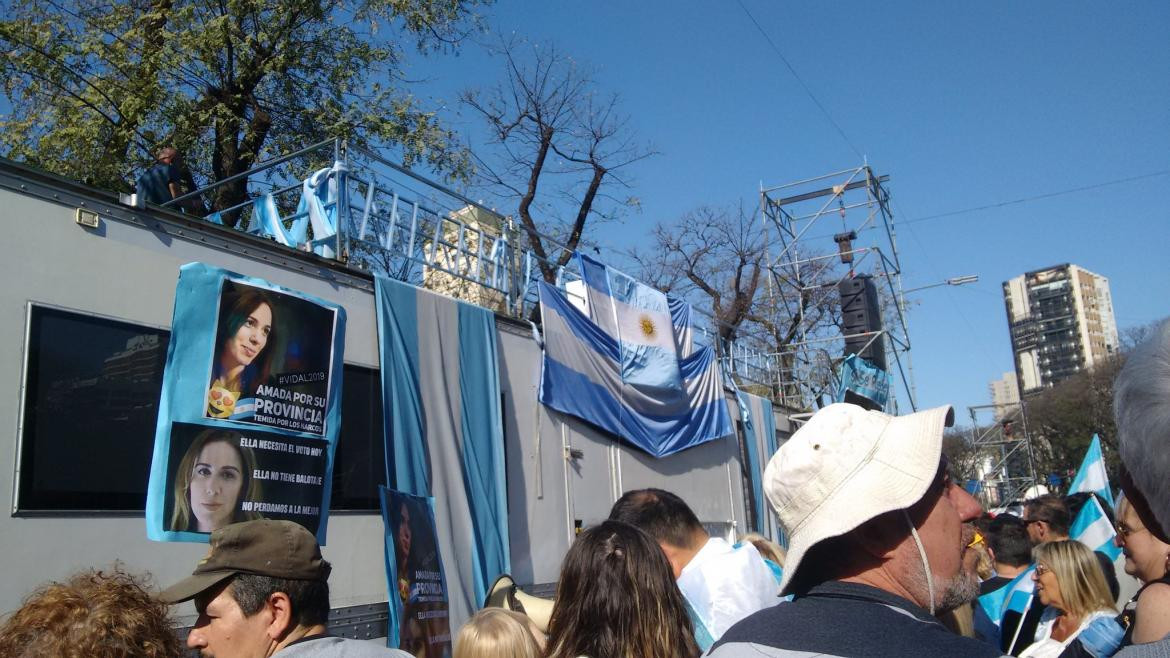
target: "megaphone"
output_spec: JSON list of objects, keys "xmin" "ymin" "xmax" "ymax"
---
[{"xmin": 482, "ymin": 574, "xmax": 555, "ymax": 633}]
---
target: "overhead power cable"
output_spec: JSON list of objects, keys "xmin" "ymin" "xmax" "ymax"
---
[
  {"xmin": 898, "ymin": 170, "xmax": 1170, "ymax": 226},
  {"xmin": 734, "ymin": 0, "xmax": 864, "ymax": 160}
]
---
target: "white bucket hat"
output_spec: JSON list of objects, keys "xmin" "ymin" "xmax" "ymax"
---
[{"xmin": 766, "ymin": 403, "xmax": 954, "ymax": 595}]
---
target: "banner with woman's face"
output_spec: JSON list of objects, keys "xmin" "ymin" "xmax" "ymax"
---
[
  {"xmin": 205, "ymin": 279, "xmax": 336, "ymax": 435},
  {"xmin": 146, "ymin": 263, "xmax": 346, "ymax": 544},
  {"xmin": 380, "ymin": 487, "xmax": 451, "ymax": 658}
]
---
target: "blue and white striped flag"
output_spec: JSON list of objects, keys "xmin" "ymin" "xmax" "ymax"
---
[
  {"xmin": 1071, "ymin": 494, "xmax": 1122, "ymax": 560},
  {"xmin": 978, "ymin": 566, "xmax": 1036, "ymax": 628},
  {"xmin": 1069, "ymin": 434, "xmax": 1115, "ymax": 509},
  {"xmin": 538, "ymin": 282, "xmax": 733, "ymax": 458},
  {"xmin": 579, "ymin": 254, "xmax": 683, "ymax": 392},
  {"xmin": 375, "ymin": 276, "xmax": 510, "ymax": 637},
  {"xmin": 668, "ymin": 295, "xmax": 696, "ymax": 358}
]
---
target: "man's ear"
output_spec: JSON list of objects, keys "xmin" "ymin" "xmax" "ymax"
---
[
  {"xmin": 658, "ymin": 542, "xmax": 687, "ymax": 580},
  {"xmin": 1035, "ymin": 521, "xmax": 1050, "ymax": 542},
  {"xmin": 851, "ymin": 515, "xmax": 903, "ymax": 560},
  {"xmin": 265, "ymin": 592, "xmax": 296, "ymax": 640},
  {"xmin": 986, "ymin": 546, "xmax": 998, "ymax": 564}
]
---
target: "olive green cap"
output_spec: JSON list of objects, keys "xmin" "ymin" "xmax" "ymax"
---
[{"xmin": 159, "ymin": 520, "xmax": 331, "ymax": 604}]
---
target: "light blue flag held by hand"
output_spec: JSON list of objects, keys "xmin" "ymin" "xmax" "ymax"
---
[
  {"xmin": 578, "ymin": 253, "xmax": 683, "ymax": 392},
  {"xmin": 977, "ymin": 566, "xmax": 1036, "ymax": 630},
  {"xmin": 1069, "ymin": 435, "xmax": 1115, "ymax": 509},
  {"xmin": 1071, "ymin": 494, "xmax": 1122, "ymax": 560}
]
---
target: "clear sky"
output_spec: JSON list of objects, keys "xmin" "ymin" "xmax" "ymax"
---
[{"xmin": 404, "ymin": 1, "xmax": 1169, "ymax": 424}]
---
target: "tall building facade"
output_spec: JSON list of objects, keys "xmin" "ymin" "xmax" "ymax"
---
[
  {"xmin": 989, "ymin": 371, "xmax": 1020, "ymax": 421},
  {"xmin": 1003, "ymin": 264, "xmax": 1119, "ymax": 394}
]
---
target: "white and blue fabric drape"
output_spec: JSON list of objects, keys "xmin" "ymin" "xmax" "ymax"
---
[
  {"xmin": 298, "ymin": 165, "xmax": 340, "ymax": 258},
  {"xmin": 374, "ymin": 275, "xmax": 510, "ymax": 636},
  {"xmin": 246, "ymin": 193, "xmax": 309, "ymax": 247},
  {"xmin": 538, "ymin": 281, "xmax": 732, "ymax": 458},
  {"xmin": 736, "ymin": 389, "xmax": 778, "ymax": 538},
  {"xmin": 579, "ymin": 253, "xmax": 684, "ymax": 392}
]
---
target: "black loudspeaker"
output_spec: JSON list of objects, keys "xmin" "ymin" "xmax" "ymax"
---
[{"xmin": 838, "ymin": 275, "xmax": 886, "ymax": 370}]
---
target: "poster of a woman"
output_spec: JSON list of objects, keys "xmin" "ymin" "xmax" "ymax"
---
[
  {"xmin": 146, "ymin": 263, "xmax": 346, "ymax": 544},
  {"xmin": 168, "ymin": 428, "xmax": 262, "ymax": 533},
  {"xmin": 207, "ymin": 286, "xmax": 277, "ymax": 419},
  {"xmin": 385, "ymin": 490, "xmax": 451, "ymax": 658},
  {"xmin": 204, "ymin": 279, "xmax": 336, "ymax": 435}
]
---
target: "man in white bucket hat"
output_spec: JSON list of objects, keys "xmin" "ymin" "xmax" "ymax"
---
[{"xmin": 709, "ymin": 403, "xmax": 1006, "ymax": 657}]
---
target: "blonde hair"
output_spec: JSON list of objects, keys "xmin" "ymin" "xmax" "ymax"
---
[
  {"xmin": 740, "ymin": 532, "xmax": 787, "ymax": 566},
  {"xmin": 1033, "ymin": 540, "xmax": 1117, "ymax": 618},
  {"xmin": 454, "ymin": 608, "xmax": 541, "ymax": 658}
]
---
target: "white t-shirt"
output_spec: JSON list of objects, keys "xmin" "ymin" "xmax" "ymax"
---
[{"xmin": 676, "ymin": 537, "xmax": 781, "ymax": 642}]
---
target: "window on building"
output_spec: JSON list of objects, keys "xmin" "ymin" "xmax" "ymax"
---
[
  {"xmin": 17, "ymin": 305, "xmax": 168, "ymax": 511},
  {"xmin": 331, "ymin": 364, "xmax": 386, "ymax": 511},
  {"xmin": 17, "ymin": 305, "xmax": 385, "ymax": 513}
]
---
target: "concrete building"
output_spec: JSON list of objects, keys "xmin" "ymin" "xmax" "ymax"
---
[
  {"xmin": 1003, "ymin": 264, "xmax": 1119, "ymax": 394},
  {"xmin": 989, "ymin": 371, "xmax": 1020, "ymax": 421}
]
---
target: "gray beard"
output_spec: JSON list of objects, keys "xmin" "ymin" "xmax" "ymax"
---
[
  {"xmin": 935, "ymin": 568, "xmax": 981, "ymax": 612},
  {"xmin": 905, "ymin": 560, "xmax": 981, "ymax": 613}
]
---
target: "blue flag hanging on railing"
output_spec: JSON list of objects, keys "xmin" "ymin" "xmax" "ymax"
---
[
  {"xmin": 579, "ymin": 253, "xmax": 684, "ymax": 392},
  {"xmin": 538, "ymin": 281, "xmax": 732, "ymax": 458}
]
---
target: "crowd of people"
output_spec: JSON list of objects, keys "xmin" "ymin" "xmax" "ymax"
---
[{"xmin": 4, "ymin": 323, "xmax": 1170, "ymax": 657}]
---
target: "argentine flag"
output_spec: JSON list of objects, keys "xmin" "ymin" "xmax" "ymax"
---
[
  {"xmin": 1069, "ymin": 435, "xmax": 1115, "ymax": 509},
  {"xmin": 579, "ymin": 254, "xmax": 683, "ymax": 392},
  {"xmin": 538, "ymin": 282, "xmax": 733, "ymax": 458},
  {"xmin": 1071, "ymin": 494, "xmax": 1123, "ymax": 560},
  {"xmin": 978, "ymin": 566, "xmax": 1036, "ymax": 629}
]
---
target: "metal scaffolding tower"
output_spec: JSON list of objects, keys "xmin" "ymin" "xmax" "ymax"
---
[
  {"xmin": 966, "ymin": 402, "xmax": 1041, "ymax": 508},
  {"xmin": 759, "ymin": 164, "xmax": 913, "ymax": 416}
]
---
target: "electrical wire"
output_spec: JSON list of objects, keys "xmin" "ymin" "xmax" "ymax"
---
[
  {"xmin": 734, "ymin": 0, "xmax": 865, "ymax": 160},
  {"xmin": 897, "ymin": 170, "xmax": 1170, "ymax": 227}
]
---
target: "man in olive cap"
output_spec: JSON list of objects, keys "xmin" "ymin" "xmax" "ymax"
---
[{"xmin": 161, "ymin": 519, "xmax": 409, "ymax": 657}]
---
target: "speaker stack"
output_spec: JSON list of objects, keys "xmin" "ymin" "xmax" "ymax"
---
[{"xmin": 838, "ymin": 275, "xmax": 886, "ymax": 371}]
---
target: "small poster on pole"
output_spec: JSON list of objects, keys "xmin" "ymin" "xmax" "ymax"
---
[{"xmin": 381, "ymin": 486, "xmax": 451, "ymax": 658}]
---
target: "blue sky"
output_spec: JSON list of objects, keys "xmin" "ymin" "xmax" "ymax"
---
[
  {"xmin": 4, "ymin": 2, "xmax": 1163, "ymax": 423},
  {"xmin": 404, "ymin": 1, "xmax": 1170, "ymax": 423}
]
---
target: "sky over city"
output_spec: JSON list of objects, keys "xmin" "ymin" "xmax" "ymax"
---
[{"xmin": 402, "ymin": 1, "xmax": 1169, "ymax": 423}]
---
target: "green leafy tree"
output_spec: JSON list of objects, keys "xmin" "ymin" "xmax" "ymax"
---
[
  {"xmin": 0, "ymin": 0, "xmax": 481, "ymax": 225},
  {"xmin": 1024, "ymin": 354, "xmax": 1125, "ymax": 487}
]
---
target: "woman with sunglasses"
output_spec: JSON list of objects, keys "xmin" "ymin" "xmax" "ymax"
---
[
  {"xmin": 1018, "ymin": 540, "xmax": 1117, "ymax": 658},
  {"xmin": 1114, "ymin": 493, "xmax": 1170, "ymax": 649}
]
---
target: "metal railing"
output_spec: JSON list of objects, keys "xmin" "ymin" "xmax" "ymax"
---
[{"xmin": 167, "ymin": 139, "xmax": 783, "ymax": 393}]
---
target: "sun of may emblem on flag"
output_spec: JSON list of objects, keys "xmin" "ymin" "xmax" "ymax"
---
[{"xmin": 639, "ymin": 314, "xmax": 657, "ymax": 338}]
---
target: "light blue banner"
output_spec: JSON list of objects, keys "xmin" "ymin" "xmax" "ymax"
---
[
  {"xmin": 375, "ymin": 275, "xmax": 510, "ymax": 638},
  {"xmin": 146, "ymin": 263, "xmax": 346, "ymax": 544},
  {"xmin": 835, "ymin": 353, "xmax": 890, "ymax": 409},
  {"xmin": 539, "ymin": 282, "xmax": 732, "ymax": 458}
]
